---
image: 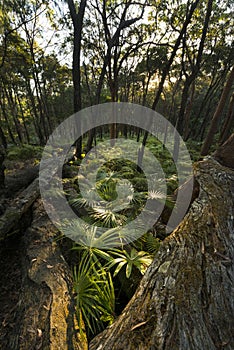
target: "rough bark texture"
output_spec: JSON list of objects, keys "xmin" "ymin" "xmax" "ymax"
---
[
  {"xmin": 9, "ymin": 200, "xmax": 88, "ymax": 350},
  {"xmin": 214, "ymin": 133, "xmax": 234, "ymax": 169},
  {"xmin": 90, "ymin": 157, "xmax": 234, "ymax": 350},
  {"xmin": 0, "ymin": 178, "xmax": 40, "ymax": 240}
]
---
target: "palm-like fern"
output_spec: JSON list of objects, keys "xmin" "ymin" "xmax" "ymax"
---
[
  {"xmin": 73, "ymin": 252, "xmax": 115, "ymax": 336},
  {"xmin": 107, "ymin": 248, "xmax": 153, "ymax": 278}
]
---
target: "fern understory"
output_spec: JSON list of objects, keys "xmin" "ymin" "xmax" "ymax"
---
[{"xmin": 57, "ymin": 133, "xmax": 193, "ymax": 341}]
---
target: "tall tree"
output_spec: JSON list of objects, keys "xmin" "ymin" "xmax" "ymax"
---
[
  {"xmin": 176, "ymin": 0, "xmax": 213, "ymax": 137},
  {"xmin": 67, "ymin": 0, "xmax": 87, "ymax": 159},
  {"xmin": 201, "ymin": 65, "xmax": 234, "ymax": 155},
  {"xmin": 86, "ymin": 0, "xmax": 147, "ymax": 151},
  {"xmin": 138, "ymin": 0, "xmax": 201, "ymax": 166}
]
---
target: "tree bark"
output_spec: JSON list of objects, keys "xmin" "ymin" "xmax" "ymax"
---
[
  {"xmin": 7, "ymin": 200, "xmax": 88, "ymax": 350},
  {"xmin": 214, "ymin": 132, "xmax": 234, "ymax": 169},
  {"xmin": 0, "ymin": 177, "xmax": 40, "ymax": 240},
  {"xmin": 90, "ymin": 156, "xmax": 234, "ymax": 349}
]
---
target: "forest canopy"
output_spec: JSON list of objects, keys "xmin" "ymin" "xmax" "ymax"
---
[{"xmin": 0, "ymin": 0, "xmax": 233, "ymax": 151}]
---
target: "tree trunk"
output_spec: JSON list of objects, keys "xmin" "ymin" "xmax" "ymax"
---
[
  {"xmin": 5, "ymin": 199, "xmax": 88, "ymax": 350},
  {"xmin": 219, "ymin": 92, "xmax": 234, "ymax": 145},
  {"xmin": 0, "ymin": 151, "xmax": 5, "ymax": 190},
  {"xmin": 0, "ymin": 177, "xmax": 40, "ymax": 240},
  {"xmin": 90, "ymin": 151, "xmax": 234, "ymax": 349},
  {"xmin": 177, "ymin": 0, "xmax": 213, "ymax": 137},
  {"xmin": 138, "ymin": 0, "xmax": 200, "ymax": 167},
  {"xmin": 201, "ymin": 65, "xmax": 234, "ymax": 156},
  {"xmin": 67, "ymin": 0, "xmax": 87, "ymax": 159},
  {"xmin": 214, "ymin": 132, "xmax": 234, "ymax": 169},
  {"xmin": 0, "ymin": 123, "xmax": 7, "ymax": 150}
]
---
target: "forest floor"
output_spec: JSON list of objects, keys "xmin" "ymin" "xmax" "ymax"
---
[{"xmin": 0, "ymin": 161, "xmax": 39, "ymax": 349}]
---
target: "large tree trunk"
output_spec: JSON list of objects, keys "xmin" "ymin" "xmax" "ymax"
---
[
  {"xmin": 90, "ymin": 157, "xmax": 234, "ymax": 349},
  {"xmin": 0, "ymin": 170, "xmax": 88, "ymax": 349},
  {"xmin": 1, "ymin": 199, "xmax": 88, "ymax": 350}
]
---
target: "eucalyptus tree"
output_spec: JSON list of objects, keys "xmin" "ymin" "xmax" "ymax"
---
[
  {"xmin": 201, "ymin": 65, "xmax": 234, "ymax": 155},
  {"xmin": 190, "ymin": 0, "xmax": 234, "ymax": 142},
  {"xmin": 67, "ymin": 0, "xmax": 87, "ymax": 158},
  {"xmin": 82, "ymin": 0, "xmax": 148, "ymax": 150},
  {"xmin": 0, "ymin": 0, "xmax": 69, "ymax": 146},
  {"xmin": 175, "ymin": 0, "xmax": 213, "ymax": 139},
  {"xmin": 138, "ymin": 0, "xmax": 201, "ymax": 166}
]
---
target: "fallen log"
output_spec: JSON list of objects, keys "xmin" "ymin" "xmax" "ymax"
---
[
  {"xmin": 4, "ymin": 164, "xmax": 40, "ymax": 196},
  {"xmin": 0, "ymin": 178, "xmax": 40, "ymax": 240},
  {"xmin": 8, "ymin": 200, "xmax": 88, "ymax": 350},
  {"xmin": 90, "ymin": 157, "xmax": 234, "ymax": 350}
]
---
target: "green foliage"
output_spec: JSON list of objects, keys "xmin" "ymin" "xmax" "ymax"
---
[
  {"xmin": 144, "ymin": 233, "xmax": 161, "ymax": 255},
  {"xmin": 133, "ymin": 232, "xmax": 161, "ymax": 255},
  {"xmin": 70, "ymin": 227, "xmax": 154, "ymax": 337},
  {"xmin": 73, "ymin": 252, "xmax": 115, "ymax": 336},
  {"xmin": 107, "ymin": 248, "xmax": 153, "ymax": 278},
  {"xmin": 7, "ymin": 144, "xmax": 43, "ymax": 160}
]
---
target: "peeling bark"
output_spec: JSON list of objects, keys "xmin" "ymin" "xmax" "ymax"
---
[{"xmin": 90, "ymin": 158, "xmax": 234, "ymax": 350}]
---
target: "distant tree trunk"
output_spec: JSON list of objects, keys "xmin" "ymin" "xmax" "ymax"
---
[
  {"xmin": 138, "ymin": 0, "xmax": 200, "ymax": 166},
  {"xmin": 189, "ymin": 70, "xmax": 224, "ymax": 140},
  {"xmin": 177, "ymin": 0, "xmax": 213, "ymax": 137},
  {"xmin": 25, "ymin": 76, "xmax": 45, "ymax": 145},
  {"xmin": 67, "ymin": 0, "xmax": 87, "ymax": 159},
  {"xmin": 201, "ymin": 65, "xmax": 234, "ymax": 156},
  {"xmin": 90, "ymin": 138, "xmax": 234, "ymax": 350},
  {"xmin": 0, "ymin": 87, "xmax": 16, "ymax": 144},
  {"xmin": 0, "ymin": 123, "xmax": 7, "ymax": 150},
  {"xmin": 0, "ymin": 151, "xmax": 5, "ymax": 190},
  {"xmin": 219, "ymin": 92, "xmax": 234, "ymax": 145},
  {"xmin": 183, "ymin": 80, "xmax": 195, "ymax": 140},
  {"xmin": 86, "ymin": 1, "xmax": 145, "ymax": 151},
  {"xmin": 4, "ymin": 87, "xmax": 23, "ymax": 144},
  {"xmin": 16, "ymin": 92, "xmax": 30, "ymax": 143}
]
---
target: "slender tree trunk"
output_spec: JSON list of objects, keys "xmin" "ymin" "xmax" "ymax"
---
[
  {"xmin": 86, "ymin": 2, "xmax": 145, "ymax": 152},
  {"xmin": 67, "ymin": 0, "xmax": 87, "ymax": 159},
  {"xmin": 0, "ymin": 96, "xmax": 16, "ymax": 144},
  {"xmin": 189, "ymin": 71, "xmax": 224, "ymax": 140},
  {"xmin": 138, "ymin": 0, "xmax": 200, "ymax": 167},
  {"xmin": 201, "ymin": 65, "xmax": 234, "ymax": 156},
  {"xmin": 0, "ymin": 123, "xmax": 7, "ymax": 149},
  {"xmin": 16, "ymin": 92, "xmax": 30, "ymax": 143},
  {"xmin": 219, "ymin": 92, "xmax": 234, "ymax": 145},
  {"xmin": 5, "ymin": 87, "xmax": 23, "ymax": 143},
  {"xmin": 25, "ymin": 78, "xmax": 45, "ymax": 145},
  {"xmin": 177, "ymin": 0, "xmax": 213, "ymax": 137}
]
